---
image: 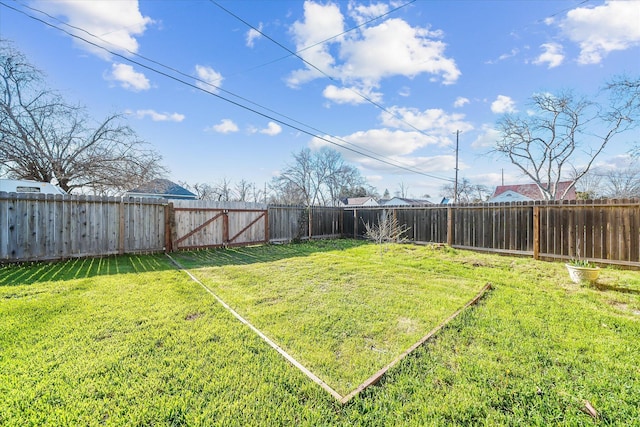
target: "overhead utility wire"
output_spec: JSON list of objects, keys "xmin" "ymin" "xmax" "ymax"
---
[
  {"xmin": 199, "ymin": 0, "xmax": 417, "ymax": 82},
  {"xmin": 8, "ymin": 0, "xmax": 438, "ymax": 176},
  {"xmin": 209, "ymin": 0, "xmax": 439, "ymax": 146},
  {"xmin": 0, "ymin": 1, "xmax": 453, "ymax": 182},
  {"xmin": 9, "ymin": 0, "xmax": 450, "ymax": 182},
  {"xmin": 209, "ymin": 0, "xmax": 436, "ymax": 136},
  {"xmin": 296, "ymin": 0, "xmax": 418, "ymax": 54},
  {"xmin": 212, "ymin": 0, "xmax": 594, "ymax": 175}
]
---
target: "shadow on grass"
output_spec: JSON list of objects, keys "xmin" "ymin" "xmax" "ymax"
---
[
  {"xmin": 170, "ymin": 238, "xmax": 367, "ymax": 270},
  {"xmin": 0, "ymin": 239, "xmax": 368, "ymax": 287},
  {"xmin": 593, "ymin": 282, "xmax": 640, "ymax": 295}
]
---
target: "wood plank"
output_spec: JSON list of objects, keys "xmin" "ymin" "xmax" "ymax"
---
[
  {"xmin": 118, "ymin": 200, "xmax": 125, "ymax": 254},
  {"xmin": 447, "ymin": 207, "xmax": 453, "ymax": 246},
  {"xmin": 533, "ymin": 206, "xmax": 540, "ymax": 260}
]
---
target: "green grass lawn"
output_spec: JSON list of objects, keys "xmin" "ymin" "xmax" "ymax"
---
[
  {"xmin": 1, "ymin": 240, "xmax": 639, "ymax": 426},
  {"xmin": 170, "ymin": 239, "xmax": 487, "ymax": 396}
]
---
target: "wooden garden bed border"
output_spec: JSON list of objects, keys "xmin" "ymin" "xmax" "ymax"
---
[{"xmin": 167, "ymin": 252, "xmax": 492, "ymax": 405}]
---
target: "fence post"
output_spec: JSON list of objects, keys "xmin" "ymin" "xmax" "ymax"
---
[
  {"xmin": 118, "ymin": 199, "xmax": 125, "ymax": 254},
  {"xmin": 164, "ymin": 202, "xmax": 174, "ymax": 252},
  {"xmin": 447, "ymin": 206, "xmax": 453, "ymax": 246},
  {"xmin": 353, "ymin": 208, "xmax": 358, "ymax": 238},
  {"xmin": 264, "ymin": 209, "xmax": 269, "ymax": 243},
  {"xmin": 533, "ymin": 205, "xmax": 540, "ymax": 260},
  {"xmin": 223, "ymin": 209, "xmax": 230, "ymax": 247}
]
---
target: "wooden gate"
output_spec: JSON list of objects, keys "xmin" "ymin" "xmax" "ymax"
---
[{"xmin": 168, "ymin": 201, "xmax": 268, "ymax": 251}]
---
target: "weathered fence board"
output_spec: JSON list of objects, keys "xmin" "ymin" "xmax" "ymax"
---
[
  {"xmin": 268, "ymin": 206, "xmax": 342, "ymax": 242},
  {"xmin": 0, "ymin": 192, "xmax": 166, "ymax": 262},
  {"xmin": 347, "ymin": 199, "xmax": 640, "ymax": 268},
  {"xmin": 171, "ymin": 200, "xmax": 268, "ymax": 250}
]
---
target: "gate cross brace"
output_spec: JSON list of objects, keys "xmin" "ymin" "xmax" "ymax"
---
[{"xmin": 174, "ymin": 211, "xmax": 225, "ymax": 246}]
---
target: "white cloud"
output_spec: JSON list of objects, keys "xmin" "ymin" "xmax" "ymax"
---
[
  {"xmin": 287, "ymin": 2, "xmax": 460, "ymax": 99},
  {"xmin": 356, "ymin": 153, "xmax": 457, "ymax": 175},
  {"xmin": 491, "ymin": 95, "xmax": 517, "ymax": 114},
  {"xmin": 365, "ymin": 174, "xmax": 384, "ymax": 183},
  {"xmin": 593, "ymin": 154, "xmax": 635, "ymax": 171},
  {"xmin": 340, "ymin": 19, "xmax": 459, "ymax": 84},
  {"xmin": 195, "ymin": 65, "xmax": 223, "ymax": 92},
  {"xmin": 454, "ymin": 97, "xmax": 470, "ymax": 108},
  {"xmin": 312, "ymin": 128, "xmax": 438, "ymax": 157},
  {"xmin": 379, "ymin": 106, "xmax": 474, "ymax": 145},
  {"xmin": 560, "ymin": 1, "xmax": 640, "ymax": 64},
  {"xmin": 131, "ymin": 109, "xmax": 184, "ymax": 122},
  {"xmin": 348, "ymin": 2, "xmax": 390, "ymax": 26},
  {"xmin": 308, "ymin": 105, "xmax": 473, "ymax": 175},
  {"xmin": 106, "ymin": 63, "xmax": 150, "ymax": 91},
  {"xmin": 311, "ymin": 128, "xmax": 458, "ymax": 174},
  {"xmin": 246, "ymin": 24, "xmax": 263, "ymax": 47},
  {"xmin": 322, "ymin": 84, "xmax": 383, "ymax": 105},
  {"xmin": 471, "ymin": 125, "xmax": 501, "ymax": 149},
  {"xmin": 533, "ymin": 43, "xmax": 565, "ymax": 68},
  {"xmin": 486, "ymin": 48, "xmax": 520, "ymax": 64},
  {"xmin": 260, "ymin": 122, "xmax": 282, "ymax": 136},
  {"xmin": 307, "ymin": 101, "xmax": 477, "ymax": 176},
  {"xmin": 287, "ymin": 1, "xmax": 344, "ymax": 87},
  {"xmin": 33, "ymin": 0, "xmax": 153, "ymax": 59},
  {"xmin": 209, "ymin": 119, "xmax": 238, "ymax": 134}
]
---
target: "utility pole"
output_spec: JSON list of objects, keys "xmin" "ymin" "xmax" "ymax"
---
[{"xmin": 454, "ymin": 130, "xmax": 459, "ymax": 203}]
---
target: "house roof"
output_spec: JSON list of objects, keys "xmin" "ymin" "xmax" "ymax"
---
[
  {"xmin": 383, "ymin": 197, "xmax": 432, "ymax": 206},
  {"xmin": 489, "ymin": 190, "xmax": 532, "ymax": 203},
  {"xmin": 128, "ymin": 178, "xmax": 196, "ymax": 199},
  {"xmin": 342, "ymin": 196, "xmax": 378, "ymax": 206},
  {"xmin": 490, "ymin": 181, "xmax": 576, "ymax": 201}
]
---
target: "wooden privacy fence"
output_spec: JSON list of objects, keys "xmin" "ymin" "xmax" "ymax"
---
[
  {"xmin": 0, "ymin": 192, "xmax": 166, "ymax": 262},
  {"xmin": 2, "ymin": 192, "xmax": 639, "ymax": 268},
  {"xmin": 268, "ymin": 205, "xmax": 343, "ymax": 242},
  {"xmin": 345, "ymin": 199, "xmax": 640, "ymax": 268}
]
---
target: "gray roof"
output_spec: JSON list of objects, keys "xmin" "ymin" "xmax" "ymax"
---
[{"xmin": 128, "ymin": 179, "xmax": 196, "ymax": 199}]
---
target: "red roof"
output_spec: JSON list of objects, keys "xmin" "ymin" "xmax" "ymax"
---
[{"xmin": 491, "ymin": 181, "xmax": 576, "ymax": 201}]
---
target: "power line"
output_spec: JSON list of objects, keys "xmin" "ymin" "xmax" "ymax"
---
[
  {"xmin": 9, "ymin": 0, "xmax": 450, "ymax": 181},
  {"xmin": 209, "ymin": 0, "xmax": 418, "ymax": 79},
  {"xmin": 209, "ymin": 0, "xmax": 445, "ymax": 145},
  {"xmin": 10, "ymin": 0, "xmax": 453, "ymax": 180},
  {"xmin": 0, "ymin": 0, "xmax": 454, "ymax": 183}
]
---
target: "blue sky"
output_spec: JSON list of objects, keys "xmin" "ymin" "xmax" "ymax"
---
[{"xmin": 1, "ymin": 0, "xmax": 639, "ymax": 199}]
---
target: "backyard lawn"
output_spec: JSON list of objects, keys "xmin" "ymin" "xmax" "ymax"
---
[{"xmin": 1, "ymin": 240, "xmax": 639, "ymax": 426}]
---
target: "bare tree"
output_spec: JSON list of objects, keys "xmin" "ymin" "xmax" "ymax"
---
[
  {"xmin": 395, "ymin": 182, "xmax": 409, "ymax": 198},
  {"xmin": 0, "ymin": 41, "xmax": 166, "ymax": 194},
  {"xmin": 600, "ymin": 166, "xmax": 640, "ymax": 198},
  {"xmin": 249, "ymin": 182, "xmax": 265, "ymax": 203},
  {"xmin": 494, "ymin": 77, "xmax": 639, "ymax": 200},
  {"xmin": 317, "ymin": 149, "xmax": 371, "ymax": 205},
  {"xmin": 212, "ymin": 177, "xmax": 234, "ymax": 201},
  {"xmin": 571, "ymin": 169, "xmax": 603, "ymax": 200},
  {"xmin": 440, "ymin": 178, "xmax": 490, "ymax": 203},
  {"xmin": 235, "ymin": 179, "xmax": 251, "ymax": 202},
  {"xmin": 271, "ymin": 147, "xmax": 370, "ymax": 207},
  {"xmin": 179, "ymin": 181, "xmax": 217, "ymax": 200}
]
